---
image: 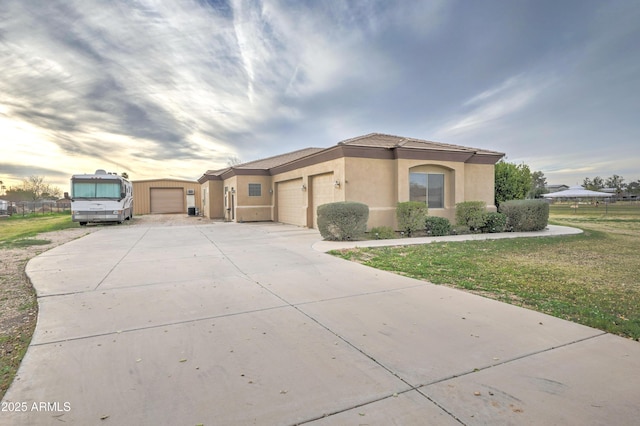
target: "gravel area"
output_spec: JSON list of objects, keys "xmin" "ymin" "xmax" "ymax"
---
[{"xmin": 124, "ymin": 213, "xmax": 215, "ymax": 226}]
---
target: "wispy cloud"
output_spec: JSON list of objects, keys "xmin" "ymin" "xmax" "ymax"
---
[
  {"xmin": 434, "ymin": 74, "xmax": 547, "ymax": 137},
  {"xmin": 1, "ymin": 0, "xmax": 638, "ymax": 190},
  {"xmin": 1, "ymin": 0, "xmax": 260, "ymax": 181},
  {"xmin": 0, "ymin": 162, "xmax": 70, "ymax": 184},
  {"xmin": 1, "ymin": 0, "xmax": 449, "ymax": 179}
]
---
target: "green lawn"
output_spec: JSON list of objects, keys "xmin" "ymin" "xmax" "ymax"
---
[
  {"xmin": 0, "ymin": 213, "xmax": 78, "ymax": 247},
  {"xmin": 331, "ymin": 202, "xmax": 640, "ymax": 340}
]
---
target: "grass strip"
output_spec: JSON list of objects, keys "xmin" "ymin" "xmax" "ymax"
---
[{"xmin": 0, "ymin": 214, "xmax": 78, "ymax": 247}]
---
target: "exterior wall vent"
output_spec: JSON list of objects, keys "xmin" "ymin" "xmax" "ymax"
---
[{"xmin": 186, "ymin": 189, "xmax": 195, "ymax": 195}]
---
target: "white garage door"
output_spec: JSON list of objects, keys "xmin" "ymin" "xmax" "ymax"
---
[
  {"xmin": 277, "ymin": 179, "xmax": 304, "ymax": 226},
  {"xmin": 311, "ymin": 173, "xmax": 334, "ymax": 229},
  {"xmin": 150, "ymin": 188, "xmax": 184, "ymax": 213}
]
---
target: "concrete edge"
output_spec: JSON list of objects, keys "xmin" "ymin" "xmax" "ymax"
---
[{"xmin": 312, "ymin": 224, "xmax": 583, "ymax": 253}]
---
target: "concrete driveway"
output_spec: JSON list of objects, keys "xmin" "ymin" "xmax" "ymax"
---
[{"xmin": 2, "ymin": 220, "xmax": 639, "ymax": 425}]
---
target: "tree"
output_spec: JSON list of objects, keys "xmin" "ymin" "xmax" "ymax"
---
[
  {"xmin": 583, "ymin": 176, "xmax": 604, "ymax": 190},
  {"xmin": 4, "ymin": 188, "xmax": 34, "ymax": 202},
  {"xmin": 627, "ymin": 180, "xmax": 640, "ymax": 196},
  {"xmin": 604, "ymin": 174, "xmax": 626, "ymax": 199},
  {"xmin": 121, "ymin": 172, "xmax": 129, "ymax": 179},
  {"xmin": 528, "ymin": 170, "xmax": 548, "ymax": 199},
  {"xmin": 227, "ymin": 156, "xmax": 242, "ymax": 167},
  {"xmin": 20, "ymin": 175, "xmax": 62, "ymax": 200},
  {"xmin": 605, "ymin": 174, "xmax": 624, "ymax": 189},
  {"xmin": 495, "ymin": 160, "xmax": 532, "ymax": 207}
]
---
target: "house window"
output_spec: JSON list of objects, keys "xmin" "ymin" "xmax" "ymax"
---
[
  {"xmin": 248, "ymin": 183, "xmax": 262, "ymax": 197},
  {"xmin": 410, "ymin": 173, "xmax": 444, "ymax": 208}
]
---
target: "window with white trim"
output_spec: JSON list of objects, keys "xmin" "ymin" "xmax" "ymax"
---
[
  {"xmin": 410, "ymin": 173, "xmax": 444, "ymax": 208},
  {"xmin": 248, "ymin": 183, "xmax": 262, "ymax": 197}
]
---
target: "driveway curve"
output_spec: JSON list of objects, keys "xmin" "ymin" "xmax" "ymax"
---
[{"xmin": 2, "ymin": 220, "xmax": 639, "ymax": 425}]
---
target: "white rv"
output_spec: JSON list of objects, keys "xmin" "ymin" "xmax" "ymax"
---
[{"xmin": 70, "ymin": 170, "xmax": 133, "ymax": 225}]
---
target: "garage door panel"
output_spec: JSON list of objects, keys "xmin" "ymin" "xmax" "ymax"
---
[
  {"xmin": 311, "ymin": 173, "xmax": 334, "ymax": 229},
  {"xmin": 277, "ymin": 179, "xmax": 304, "ymax": 226},
  {"xmin": 150, "ymin": 188, "xmax": 184, "ymax": 213}
]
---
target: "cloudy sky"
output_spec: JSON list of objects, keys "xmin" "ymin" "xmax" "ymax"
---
[{"xmin": 1, "ymin": 0, "xmax": 639, "ymax": 192}]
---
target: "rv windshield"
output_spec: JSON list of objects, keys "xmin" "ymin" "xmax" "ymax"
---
[{"xmin": 73, "ymin": 182, "xmax": 121, "ymax": 199}]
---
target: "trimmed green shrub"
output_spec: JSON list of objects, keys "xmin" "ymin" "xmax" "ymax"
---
[
  {"xmin": 455, "ymin": 201, "xmax": 487, "ymax": 231},
  {"xmin": 369, "ymin": 226, "xmax": 396, "ymax": 239},
  {"xmin": 499, "ymin": 199, "xmax": 549, "ymax": 232},
  {"xmin": 317, "ymin": 202, "xmax": 369, "ymax": 241},
  {"xmin": 425, "ymin": 216, "xmax": 451, "ymax": 236},
  {"xmin": 481, "ymin": 212, "xmax": 507, "ymax": 233},
  {"xmin": 396, "ymin": 201, "xmax": 428, "ymax": 237}
]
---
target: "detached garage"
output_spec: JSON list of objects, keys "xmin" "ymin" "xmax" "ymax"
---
[{"xmin": 133, "ymin": 179, "xmax": 201, "ymax": 215}]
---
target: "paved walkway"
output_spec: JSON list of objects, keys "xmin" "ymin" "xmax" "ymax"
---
[
  {"xmin": 313, "ymin": 224, "xmax": 583, "ymax": 252},
  {"xmin": 2, "ymin": 222, "xmax": 639, "ymax": 425}
]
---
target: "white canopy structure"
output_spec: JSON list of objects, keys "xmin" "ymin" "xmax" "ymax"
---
[{"xmin": 543, "ymin": 185, "xmax": 614, "ymax": 199}]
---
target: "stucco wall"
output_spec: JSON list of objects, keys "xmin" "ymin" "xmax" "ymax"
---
[
  {"xmin": 343, "ymin": 157, "xmax": 396, "ymax": 228},
  {"xmin": 223, "ymin": 176, "xmax": 238, "ymax": 221},
  {"xmin": 464, "ymin": 163, "xmax": 497, "ymax": 211},
  {"xmin": 234, "ymin": 175, "xmax": 273, "ymax": 222},
  {"xmin": 343, "ymin": 158, "xmax": 496, "ymax": 226},
  {"xmin": 271, "ymin": 157, "xmax": 346, "ymax": 227},
  {"xmin": 397, "ymin": 159, "xmax": 465, "ymax": 222},
  {"xmin": 197, "ymin": 151, "xmax": 498, "ymax": 229},
  {"xmin": 201, "ymin": 180, "xmax": 224, "ymax": 219}
]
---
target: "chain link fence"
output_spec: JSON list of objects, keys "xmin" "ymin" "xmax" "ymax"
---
[{"xmin": 2, "ymin": 200, "xmax": 71, "ymax": 216}]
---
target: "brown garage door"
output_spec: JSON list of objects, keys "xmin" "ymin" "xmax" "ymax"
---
[
  {"xmin": 150, "ymin": 188, "xmax": 184, "ymax": 213},
  {"xmin": 277, "ymin": 178, "xmax": 304, "ymax": 226},
  {"xmin": 311, "ymin": 173, "xmax": 334, "ymax": 229}
]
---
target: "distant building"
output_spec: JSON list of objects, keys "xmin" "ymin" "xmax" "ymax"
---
[
  {"xmin": 545, "ymin": 184, "xmax": 569, "ymax": 193},
  {"xmin": 56, "ymin": 198, "xmax": 71, "ymax": 210}
]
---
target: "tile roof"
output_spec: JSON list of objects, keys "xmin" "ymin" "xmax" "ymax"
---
[
  {"xmin": 234, "ymin": 147, "xmax": 324, "ymax": 170},
  {"xmin": 202, "ymin": 147, "xmax": 324, "ymax": 177},
  {"xmin": 201, "ymin": 167, "xmax": 231, "ymax": 177},
  {"xmin": 200, "ymin": 133, "xmax": 503, "ymax": 181},
  {"xmin": 338, "ymin": 133, "xmax": 504, "ymax": 156}
]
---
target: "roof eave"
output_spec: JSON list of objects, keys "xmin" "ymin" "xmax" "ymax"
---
[{"xmin": 466, "ymin": 152, "xmax": 505, "ymax": 164}]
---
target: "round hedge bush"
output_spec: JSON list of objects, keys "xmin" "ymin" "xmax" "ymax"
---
[{"xmin": 317, "ymin": 202, "xmax": 369, "ymax": 241}]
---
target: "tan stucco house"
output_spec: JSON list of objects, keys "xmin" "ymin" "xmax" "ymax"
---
[{"xmin": 198, "ymin": 133, "xmax": 504, "ymax": 229}]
